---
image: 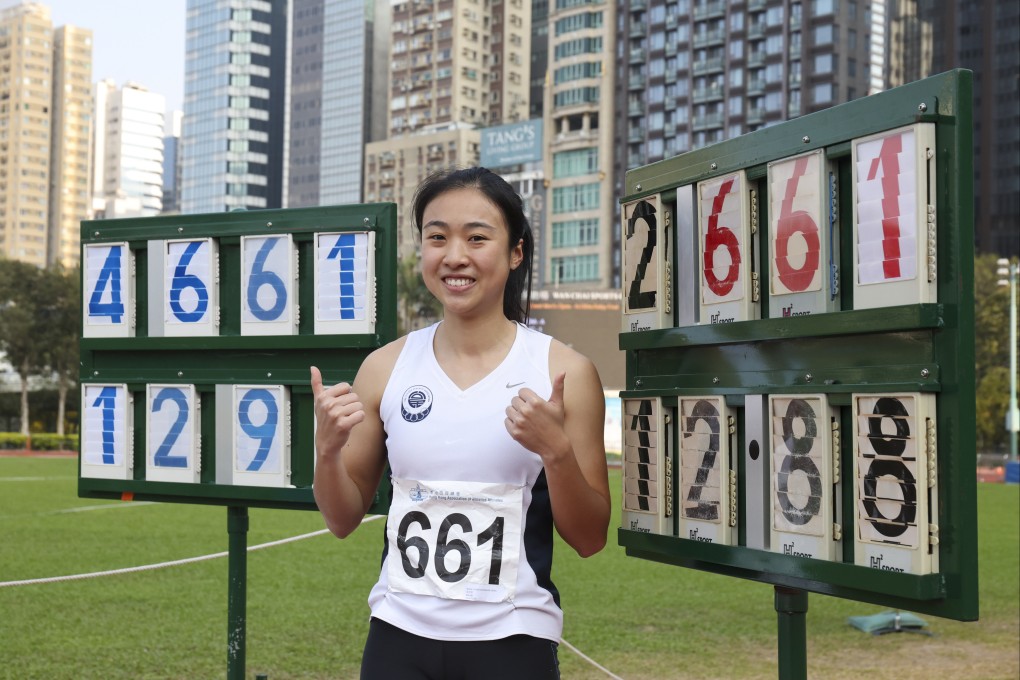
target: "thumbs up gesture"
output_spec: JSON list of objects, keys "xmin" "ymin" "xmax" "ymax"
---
[
  {"xmin": 505, "ymin": 372, "xmax": 569, "ymax": 460},
  {"xmin": 310, "ymin": 366, "xmax": 366, "ymax": 458}
]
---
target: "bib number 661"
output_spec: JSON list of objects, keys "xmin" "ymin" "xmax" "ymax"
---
[{"xmin": 397, "ymin": 511, "xmax": 505, "ymax": 585}]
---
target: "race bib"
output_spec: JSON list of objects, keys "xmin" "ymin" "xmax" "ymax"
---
[{"xmin": 387, "ymin": 478, "xmax": 524, "ymax": 603}]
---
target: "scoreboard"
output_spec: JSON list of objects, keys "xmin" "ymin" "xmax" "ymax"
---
[
  {"xmin": 618, "ymin": 70, "xmax": 977, "ymax": 620},
  {"xmin": 78, "ymin": 204, "xmax": 396, "ymax": 511}
]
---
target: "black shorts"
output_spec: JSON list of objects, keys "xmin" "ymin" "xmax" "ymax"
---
[{"xmin": 361, "ymin": 617, "xmax": 560, "ymax": 680}]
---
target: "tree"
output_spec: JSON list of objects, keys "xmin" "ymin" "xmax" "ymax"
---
[
  {"xmin": 396, "ymin": 253, "xmax": 442, "ymax": 335},
  {"xmin": 39, "ymin": 266, "xmax": 81, "ymax": 436},
  {"xmin": 974, "ymin": 252, "xmax": 1017, "ymax": 451},
  {"xmin": 0, "ymin": 261, "xmax": 48, "ymax": 435}
]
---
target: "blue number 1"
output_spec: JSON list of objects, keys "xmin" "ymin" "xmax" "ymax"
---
[
  {"xmin": 238, "ymin": 389, "xmax": 278, "ymax": 472},
  {"xmin": 92, "ymin": 386, "xmax": 119, "ymax": 465},
  {"xmin": 326, "ymin": 234, "xmax": 357, "ymax": 320},
  {"xmin": 88, "ymin": 246, "xmax": 124, "ymax": 323},
  {"xmin": 153, "ymin": 388, "xmax": 189, "ymax": 468}
]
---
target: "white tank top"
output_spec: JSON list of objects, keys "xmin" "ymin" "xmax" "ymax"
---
[{"xmin": 369, "ymin": 321, "xmax": 562, "ymax": 642}]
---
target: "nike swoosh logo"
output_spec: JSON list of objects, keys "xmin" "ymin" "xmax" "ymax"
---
[{"xmin": 506, "ymin": 381, "xmax": 526, "ymax": 389}]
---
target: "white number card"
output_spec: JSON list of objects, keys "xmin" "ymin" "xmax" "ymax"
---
[
  {"xmin": 387, "ymin": 478, "xmax": 523, "ymax": 603},
  {"xmin": 314, "ymin": 231, "xmax": 375, "ymax": 335}
]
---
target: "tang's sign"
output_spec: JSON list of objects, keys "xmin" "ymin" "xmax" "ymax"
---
[
  {"xmin": 617, "ymin": 70, "xmax": 976, "ymax": 621},
  {"xmin": 480, "ymin": 119, "xmax": 544, "ymax": 168},
  {"xmin": 78, "ymin": 204, "xmax": 397, "ymax": 510}
]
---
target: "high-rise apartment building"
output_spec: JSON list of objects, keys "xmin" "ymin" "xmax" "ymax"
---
[
  {"xmin": 48, "ymin": 24, "xmax": 92, "ymax": 268},
  {"xmin": 91, "ymin": 80, "xmax": 165, "ymax": 219},
  {"xmin": 0, "ymin": 2, "xmax": 91, "ymax": 268},
  {"xmin": 163, "ymin": 111, "xmax": 184, "ymax": 214},
  {"xmin": 181, "ymin": 0, "xmax": 288, "ymax": 214},
  {"xmin": 363, "ymin": 0, "xmax": 533, "ymax": 254},
  {"xmin": 285, "ymin": 0, "xmax": 390, "ymax": 207},
  {"xmin": 602, "ymin": 0, "xmax": 876, "ymax": 287},
  {"xmin": 886, "ymin": 0, "xmax": 1018, "ymax": 257},
  {"xmin": 542, "ymin": 0, "xmax": 616, "ymax": 289},
  {"xmin": 0, "ymin": 3, "xmax": 53, "ymax": 266}
]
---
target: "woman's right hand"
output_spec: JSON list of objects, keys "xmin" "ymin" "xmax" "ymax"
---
[{"xmin": 310, "ymin": 366, "xmax": 366, "ymax": 459}]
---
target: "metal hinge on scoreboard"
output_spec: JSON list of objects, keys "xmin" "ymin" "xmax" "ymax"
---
[
  {"xmin": 926, "ymin": 418, "xmax": 937, "ymax": 488},
  {"xmin": 728, "ymin": 414, "xmax": 737, "ymax": 527},
  {"xmin": 831, "ymin": 417, "xmax": 840, "ymax": 484},
  {"xmin": 926, "ymin": 204, "xmax": 937, "ymax": 282},
  {"xmin": 665, "ymin": 412, "xmax": 673, "ymax": 518}
]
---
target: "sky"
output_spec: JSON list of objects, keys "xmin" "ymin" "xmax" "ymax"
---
[{"xmin": 2, "ymin": 0, "xmax": 187, "ymax": 121}]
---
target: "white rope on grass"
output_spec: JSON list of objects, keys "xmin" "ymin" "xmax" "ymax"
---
[
  {"xmin": 2, "ymin": 513, "xmax": 624, "ymax": 679},
  {"xmin": 0, "ymin": 515, "xmax": 383, "ymax": 588},
  {"xmin": 559, "ymin": 637, "xmax": 626, "ymax": 680}
]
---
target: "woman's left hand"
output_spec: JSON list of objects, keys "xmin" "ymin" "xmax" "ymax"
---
[{"xmin": 505, "ymin": 372, "xmax": 570, "ymax": 461}]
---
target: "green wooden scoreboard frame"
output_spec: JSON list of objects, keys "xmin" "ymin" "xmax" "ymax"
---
[
  {"xmin": 617, "ymin": 70, "xmax": 977, "ymax": 621},
  {"xmin": 78, "ymin": 203, "xmax": 397, "ymax": 513}
]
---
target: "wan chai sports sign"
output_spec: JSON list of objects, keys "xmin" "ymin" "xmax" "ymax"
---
[{"xmin": 480, "ymin": 119, "xmax": 543, "ymax": 169}]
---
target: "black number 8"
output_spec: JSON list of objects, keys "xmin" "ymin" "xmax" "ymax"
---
[{"xmin": 776, "ymin": 399, "xmax": 822, "ymax": 525}]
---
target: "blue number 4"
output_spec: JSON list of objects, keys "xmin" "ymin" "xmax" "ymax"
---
[{"xmin": 89, "ymin": 246, "xmax": 125, "ymax": 323}]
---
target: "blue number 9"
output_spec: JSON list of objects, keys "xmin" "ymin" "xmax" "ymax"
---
[
  {"xmin": 247, "ymin": 238, "xmax": 287, "ymax": 321},
  {"xmin": 170, "ymin": 241, "xmax": 209, "ymax": 322},
  {"xmin": 153, "ymin": 388, "xmax": 189, "ymax": 468},
  {"xmin": 238, "ymin": 389, "xmax": 278, "ymax": 472}
]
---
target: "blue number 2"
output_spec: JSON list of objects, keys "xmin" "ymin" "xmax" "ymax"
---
[
  {"xmin": 170, "ymin": 241, "xmax": 209, "ymax": 322},
  {"xmin": 88, "ymin": 246, "xmax": 124, "ymax": 323},
  {"xmin": 153, "ymin": 388, "xmax": 189, "ymax": 468},
  {"xmin": 247, "ymin": 238, "xmax": 287, "ymax": 321},
  {"xmin": 92, "ymin": 386, "xmax": 118, "ymax": 465},
  {"xmin": 238, "ymin": 389, "xmax": 278, "ymax": 472}
]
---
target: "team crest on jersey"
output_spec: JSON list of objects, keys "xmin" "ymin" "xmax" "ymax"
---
[
  {"xmin": 409, "ymin": 483, "xmax": 429, "ymax": 502},
  {"xmin": 401, "ymin": 385, "xmax": 433, "ymax": 422}
]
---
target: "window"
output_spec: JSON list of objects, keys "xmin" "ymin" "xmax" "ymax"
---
[
  {"xmin": 553, "ymin": 148, "xmax": 599, "ymax": 178},
  {"xmin": 552, "ymin": 254, "xmax": 599, "ymax": 282},
  {"xmin": 552, "ymin": 218, "xmax": 599, "ymax": 247},
  {"xmin": 813, "ymin": 82, "xmax": 832, "ymax": 103},
  {"xmin": 814, "ymin": 25, "xmax": 833, "ymax": 45},
  {"xmin": 814, "ymin": 53, "xmax": 833, "ymax": 73},
  {"xmin": 552, "ymin": 182, "xmax": 600, "ymax": 213}
]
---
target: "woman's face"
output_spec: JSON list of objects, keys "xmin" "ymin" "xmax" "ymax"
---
[{"xmin": 419, "ymin": 187, "xmax": 523, "ymax": 320}]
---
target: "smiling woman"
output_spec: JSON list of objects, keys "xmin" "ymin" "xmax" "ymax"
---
[{"xmin": 310, "ymin": 167, "xmax": 611, "ymax": 679}]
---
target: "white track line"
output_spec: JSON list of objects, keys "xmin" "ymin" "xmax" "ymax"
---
[{"xmin": 1, "ymin": 513, "xmax": 623, "ymax": 678}]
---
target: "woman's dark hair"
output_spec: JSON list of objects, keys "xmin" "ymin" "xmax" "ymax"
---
[{"xmin": 411, "ymin": 166, "xmax": 534, "ymax": 324}]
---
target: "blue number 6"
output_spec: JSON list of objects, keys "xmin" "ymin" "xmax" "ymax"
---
[
  {"xmin": 238, "ymin": 389, "xmax": 278, "ymax": 472},
  {"xmin": 247, "ymin": 238, "xmax": 287, "ymax": 321},
  {"xmin": 153, "ymin": 388, "xmax": 189, "ymax": 469},
  {"xmin": 170, "ymin": 241, "xmax": 209, "ymax": 322}
]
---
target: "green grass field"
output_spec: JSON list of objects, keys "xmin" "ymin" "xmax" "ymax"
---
[{"xmin": 1, "ymin": 457, "xmax": 1017, "ymax": 680}]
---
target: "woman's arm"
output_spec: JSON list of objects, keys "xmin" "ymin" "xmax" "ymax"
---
[
  {"xmin": 311, "ymin": 341, "xmax": 401, "ymax": 538},
  {"xmin": 505, "ymin": 343, "xmax": 611, "ymax": 557}
]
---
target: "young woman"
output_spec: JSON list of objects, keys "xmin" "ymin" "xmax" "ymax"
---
[{"xmin": 311, "ymin": 167, "xmax": 611, "ymax": 679}]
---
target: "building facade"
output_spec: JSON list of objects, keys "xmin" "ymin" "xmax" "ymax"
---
[
  {"xmin": 543, "ymin": 0, "xmax": 616, "ymax": 288},
  {"xmin": 181, "ymin": 0, "xmax": 288, "ymax": 214},
  {"xmin": 91, "ymin": 81, "xmax": 165, "ymax": 219},
  {"xmin": 363, "ymin": 0, "xmax": 532, "ymax": 253},
  {"xmin": 0, "ymin": 3, "xmax": 92, "ymax": 268},
  {"xmin": 285, "ymin": 0, "xmax": 390, "ymax": 207},
  {"xmin": 48, "ymin": 24, "xmax": 92, "ymax": 268}
]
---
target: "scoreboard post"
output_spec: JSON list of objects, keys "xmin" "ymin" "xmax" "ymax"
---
[
  {"xmin": 78, "ymin": 203, "xmax": 397, "ymax": 677},
  {"xmin": 618, "ymin": 70, "xmax": 977, "ymax": 676}
]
